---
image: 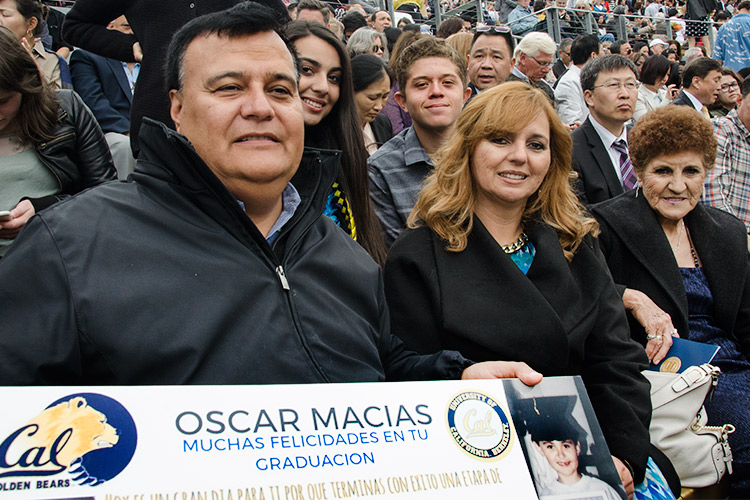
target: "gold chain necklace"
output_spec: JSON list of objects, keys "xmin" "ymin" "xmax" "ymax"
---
[{"xmin": 502, "ymin": 232, "xmax": 529, "ymax": 254}]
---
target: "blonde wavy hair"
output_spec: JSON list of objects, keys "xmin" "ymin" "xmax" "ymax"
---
[{"xmin": 408, "ymin": 81, "xmax": 599, "ymax": 260}]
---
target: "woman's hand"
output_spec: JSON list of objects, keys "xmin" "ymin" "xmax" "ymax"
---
[
  {"xmin": 665, "ymin": 84, "xmax": 678, "ymax": 100},
  {"xmin": 133, "ymin": 42, "xmax": 143, "ymax": 62},
  {"xmin": 622, "ymin": 288, "xmax": 679, "ymax": 364},
  {"xmin": 612, "ymin": 456, "xmax": 634, "ymax": 499},
  {"xmin": 0, "ymin": 200, "xmax": 35, "ymax": 240},
  {"xmin": 462, "ymin": 361, "xmax": 543, "ymax": 386}
]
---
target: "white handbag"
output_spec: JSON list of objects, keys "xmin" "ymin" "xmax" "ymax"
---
[{"xmin": 643, "ymin": 363, "xmax": 735, "ymax": 488}]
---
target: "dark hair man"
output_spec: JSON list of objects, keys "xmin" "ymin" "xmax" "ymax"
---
[
  {"xmin": 295, "ymin": 0, "xmax": 330, "ymax": 25},
  {"xmin": 466, "ymin": 26, "xmax": 515, "ymax": 97},
  {"xmin": 0, "ymin": 3, "xmax": 539, "ymax": 386},
  {"xmin": 555, "ymin": 34, "xmax": 601, "ymax": 126},
  {"xmin": 369, "ymin": 9, "xmax": 392, "ymax": 31},
  {"xmin": 572, "ymin": 54, "xmax": 639, "ymax": 204},
  {"xmin": 368, "ymin": 37, "xmax": 471, "ymax": 246},
  {"xmin": 671, "ymin": 57, "xmax": 723, "ymax": 117}
]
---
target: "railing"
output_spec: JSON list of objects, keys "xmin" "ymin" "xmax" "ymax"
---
[{"xmin": 380, "ymin": 0, "xmax": 717, "ymax": 54}]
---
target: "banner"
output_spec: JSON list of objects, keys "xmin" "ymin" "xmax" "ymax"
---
[{"xmin": 0, "ymin": 380, "xmax": 540, "ymax": 499}]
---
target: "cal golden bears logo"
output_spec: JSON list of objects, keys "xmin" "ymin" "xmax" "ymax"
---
[
  {"xmin": 0, "ymin": 393, "xmax": 137, "ymax": 486},
  {"xmin": 446, "ymin": 391, "xmax": 513, "ymax": 461}
]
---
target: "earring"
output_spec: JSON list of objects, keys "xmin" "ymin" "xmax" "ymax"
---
[{"xmin": 635, "ymin": 185, "xmax": 640, "ymax": 198}]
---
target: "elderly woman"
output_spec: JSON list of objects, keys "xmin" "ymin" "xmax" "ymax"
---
[
  {"xmin": 0, "ymin": 27, "xmax": 115, "ymax": 257},
  {"xmin": 346, "ymin": 27, "xmax": 389, "ymax": 61},
  {"xmin": 384, "ymin": 81, "xmax": 672, "ymax": 498},
  {"xmin": 591, "ymin": 106, "xmax": 749, "ymax": 498}
]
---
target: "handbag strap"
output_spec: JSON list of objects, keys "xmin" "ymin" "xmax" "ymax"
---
[{"xmin": 650, "ymin": 364, "xmax": 720, "ymax": 409}]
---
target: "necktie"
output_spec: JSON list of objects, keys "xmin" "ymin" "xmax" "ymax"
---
[
  {"xmin": 701, "ymin": 106, "xmax": 711, "ymax": 119},
  {"xmin": 612, "ymin": 139, "xmax": 637, "ymax": 190}
]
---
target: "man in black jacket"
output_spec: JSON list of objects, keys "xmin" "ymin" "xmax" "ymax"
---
[{"xmin": 0, "ymin": 3, "xmax": 539, "ymax": 387}]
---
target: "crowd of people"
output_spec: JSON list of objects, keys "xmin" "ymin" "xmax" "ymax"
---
[{"xmin": 0, "ymin": 0, "xmax": 749, "ymax": 498}]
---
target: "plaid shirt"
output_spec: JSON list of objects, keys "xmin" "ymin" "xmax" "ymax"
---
[
  {"xmin": 368, "ymin": 127, "xmax": 433, "ymax": 247},
  {"xmin": 702, "ymin": 110, "xmax": 750, "ymax": 232}
]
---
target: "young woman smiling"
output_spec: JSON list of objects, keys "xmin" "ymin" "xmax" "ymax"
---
[{"xmin": 285, "ymin": 21, "xmax": 387, "ymax": 265}]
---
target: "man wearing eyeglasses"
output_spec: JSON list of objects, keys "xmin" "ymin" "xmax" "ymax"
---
[
  {"xmin": 571, "ymin": 55, "xmax": 639, "ymax": 204},
  {"xmin": 703, "ymin": 77, "xmax": 750, "ymax": 233},
  {"xmin": 507, "ymin": 32, "xmax": 557, "ymax": 103}
]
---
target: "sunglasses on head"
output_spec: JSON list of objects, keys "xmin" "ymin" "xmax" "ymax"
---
[{"xmin": 475, "ymin": 24, "xmax": 511, "ymax": 33}]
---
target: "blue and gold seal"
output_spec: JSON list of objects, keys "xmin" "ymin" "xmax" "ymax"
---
[{"xmin": 446, "ymin": 391, "xmax": 513, "ymax": 461}]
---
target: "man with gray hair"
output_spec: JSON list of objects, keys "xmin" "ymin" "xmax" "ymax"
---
[
  {"xmin": 572, "ymin": 54, "xmax": 639, "ymax": 204},
  {"xmin": 507, "ymin": 31, "xmax": 557, "ymax": 102}
]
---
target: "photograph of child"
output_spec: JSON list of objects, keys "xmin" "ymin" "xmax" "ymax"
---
[
  {"xmin": 531, "ymin": 414, "xmax": 622, "ymax": 500},
  {"xmin": 503, "ymin": 377, "xmax": 627, "ymax": 500}
]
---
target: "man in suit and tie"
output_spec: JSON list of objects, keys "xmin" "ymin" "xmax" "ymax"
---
[
  {"xmin": 69, "ymin": 16, "xmax": 138, "ymax": 179},
  {"xmin": 572, "ymin": 55, "xmax": 639, "ymax": 204},
  {"xmin": 670, "ymin": 57, "xmax": 723, "ymax": 119}
]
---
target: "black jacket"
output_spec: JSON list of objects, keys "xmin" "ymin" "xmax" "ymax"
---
[
  {"xmin": 571, "ymin": 117, "xmax": 625, "ymax": 205},
  {"xmin": 592, "ymin": 191, "xmax": 750, "ymax": 358},
  {"xmin": 0, "ymin": 119, "xmax": 470, "ymax": 386},
  {"xmin": 30, "ymin": 89, "xmax": 116, "ymax": 212},
  {"xmin": 383, "ymin": 218, "xmax": 652, "ymax": 482}
]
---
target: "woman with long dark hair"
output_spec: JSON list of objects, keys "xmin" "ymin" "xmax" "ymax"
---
[
  {"xmin": 285, "ymin": 21, "xmax": 387, "ymax": 265},
  {"xmin": 0, "ymin": 27, "xmax": 115, "ymax": 257}
]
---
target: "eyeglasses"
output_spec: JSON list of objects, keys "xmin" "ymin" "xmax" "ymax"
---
[
  {"xmin": 475, "ymin": 24, "xmax": 511, "ymax": 33},
  {"xmin": 372, "ymin": 44, "xmax": 384, "ymax": 53},
  {"xmin": 529, "ymin": 55, "xmax": 553, "ymax": 68},
  {"xmin": 592, "ymin": 80, "xmax": 639, "ymax": 91},
  {"xmin": 720, "ymin": 82, "xmax": 739, "ymax": 92}
]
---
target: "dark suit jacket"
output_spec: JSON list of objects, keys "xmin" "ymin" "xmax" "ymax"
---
[
  {"xmin": 571, "ymin": 117, "xmax": 625, "ymax": 205},
  {"xmin": 70, "ymin": 49, "xmax": 133, "ymax": 134},
  {"xmin": 670, "ymin": 90, "xmax": 699, "ymax": 108},
  {"xmin": 371, "ymin": 114, "xmax": 394, "ymax": 149},
  {"xmin": 592, "ymin": 191, "xmax": 750, "ymax": 359},
  {"xmin": 384, "ymin": 217, "xmax": 652, "ymax": 482},
  {"xmin": 506, "ymin": 73, "xmax": 556, "ymax": 104}
]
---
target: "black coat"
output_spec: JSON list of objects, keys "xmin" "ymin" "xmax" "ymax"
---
[
  {"xmin": 572, "ymin": 117, "xmax": 625, "ymax": 205},
  {"xmin": 669, "ymin": 90, "xmax": 698, "ymax": 108},
  {"xmin": 371, "ymin": 114, "xmax": 394, "ymax": 149},
  {"xmin": 384, "ymin": 217, "xmax": 652, "ymax": 481},
  {"xmin": 591, "ymin": 191, "xmax": 750, "ymax": 358},
  {"xmin": 0, "ymin": 119, "xmax": 471, "ymax": 386}
]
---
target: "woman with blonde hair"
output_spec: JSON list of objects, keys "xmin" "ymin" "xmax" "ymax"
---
[{"xmin": 384, "ymin": 81, "xmax": 664, "ymax": 497}]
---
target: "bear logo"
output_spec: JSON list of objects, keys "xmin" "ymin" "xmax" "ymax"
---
[{"xmin": 0, "ymin": 393, "xmax": 137, "ymax": 486}]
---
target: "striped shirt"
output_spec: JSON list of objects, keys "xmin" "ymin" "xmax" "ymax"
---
[
  {"xmin": 702, "ymin": 110, "xmax": 750, "ymax": 232},
  {"xmin": 368, "ymin": 127, "xmax": 433, "ymax": 247}
]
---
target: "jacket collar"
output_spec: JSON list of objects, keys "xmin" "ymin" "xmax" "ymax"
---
[
  {"xmin": 134, "ymin": 118, "xmax": 339, "ymax": 256},
  {"xmin": 592, "ymin": 191, "xmax": 747, "ymax": 318}
]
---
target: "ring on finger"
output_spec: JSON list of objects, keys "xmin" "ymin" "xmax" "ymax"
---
[
  {"xmin": 671, "ymin": 328, "xmax": 678, "ymax": 336},
  {"xmin": 656, "ymin": 334, "xmax": 663, "ymax": 342},
  {"xmin": 646, "ymin": 334, "xmax": 657, "ymax": 340}
]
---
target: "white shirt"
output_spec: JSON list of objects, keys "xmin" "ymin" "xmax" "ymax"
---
[
  {"xmin": 589, "ymin": 114, "xmax": 629, "ymax": 185},
  {"xmin": 555, "ymin": 65, "xmax": 589, "ymax": 124},
  {"xmin": 684, "ymin": 89, "xmax": 705, "ymax": 112},
  {"xmin": 540, "ymin": 474, "xmax": 623, "ymax": 500},
  {"xmin": 633, "ymin": 84, "xmax": 669, "ymax": 121}
]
